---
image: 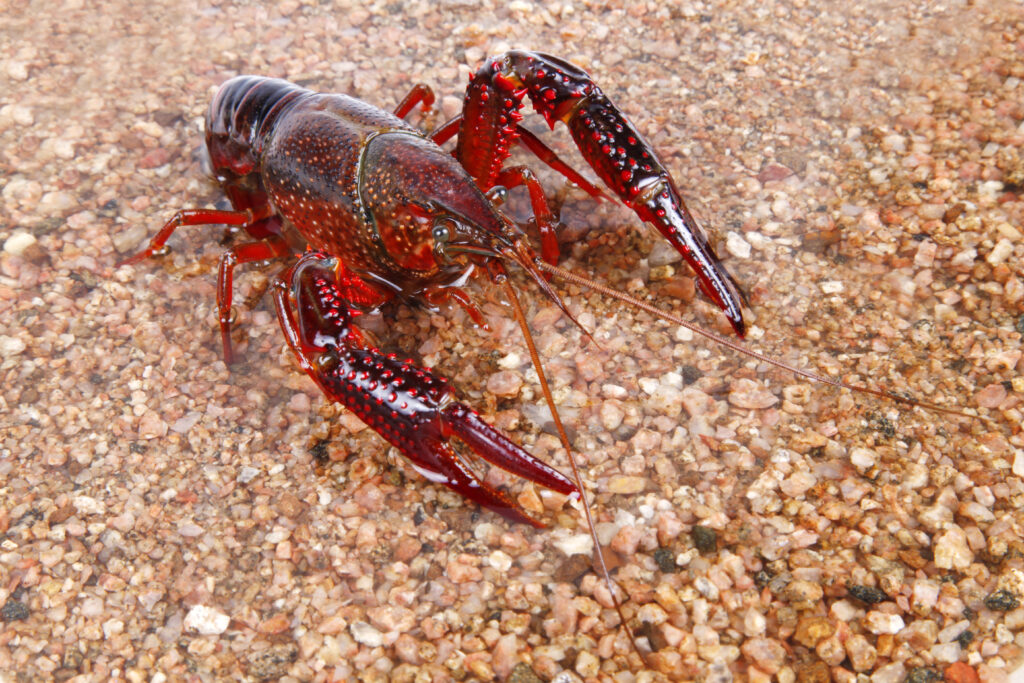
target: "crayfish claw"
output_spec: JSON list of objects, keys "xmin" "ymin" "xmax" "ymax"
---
[
  {"xmin": 273, "ymin": 251, "xmax": 576, "ymax": 527},
  {"xmin": 459, "ymin": 50, "xmax": 747, "ymax": 336}
]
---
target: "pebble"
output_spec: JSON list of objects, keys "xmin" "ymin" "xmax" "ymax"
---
[
  {"xmin": 486, "ymin": 370, "xmax": 522, "ymax": 397},
  {"xmin": 930, "ymin": 642, "xmax": 962, "ymax": 663},
  {"xmin": 743, "ymin": 608, "xmax": 767, "ymax": 637},
  {"xmin": 985, "ymin": 238, "xmax": 1014, "ymax": 266},
  {"xmin": 367, "ymin": 605, "xmax": 415, "ymax": 633},
  {"xmin": 607, "ymin": 475, "xmax": 646, "ymax": 494},
  {"xmin": 939, "ymin": 620, "xmax": 972, "ymax": 643},
  {"xmin": 0, "ymin": 103, "xmax": 33, "ymax": 127},
  {"xmin": 37, "ymin": 190, "xmax": 76, "ymax": 216},
  {"xmin": 784, "ymin": 579, "xmax": 824, "ymax": 608},
  {"xmin": 865, "ymin": 611, "xmax": 905, "ymax": 635},
  {"xmin": 911, "ymin": 579, "xmax": 940, "ymax": 613},
  {"xmin": 820, "ymin": 280, "xmax": 845, "ymax": 294},
  {"xmin": 350, "ymin": 622, "xmax": 383, "ymax": 647},
  {"xmin": 934, "ymin": 526, "xmax": 974, "ymax": 569},
  {"xmin": 779, "ymin": 471, "xmax": 816, "ymax": 498},
  {"xmin": 793, "ymin": 616, "xmax": 834, "ymax": 648},
  {"xmin": 897, "ymin": 619, "xmax": 938, "ymax": 649},
  {"xmin": 183, "ymin": 605, "xmax": 230, "ymax": 635},
  {"xmin": 647, "ymin": 383, "xmax": 684, "ymax": 416},
  {"xmin": 552, "ymin": 532, "xmax": 592, "ymax": 557},
  {"xmin": 726, "ymin": 231, "xmax": 752, "ymax": 258},
  {"xmin": 4, "ymin": 60, "xmax": 28, "ymax": 80},
  {"xmin": 0, "ymin": 335, "xmax": 26, "ymax": 357},
  {"xmin": 850, "ymin": 447, "xmax": 877, "ymax": 472},
  {"xmin": 72, "ymin": 495, "xmax": 105, "ymax": 515},
  {"xmin": 845, "ymin": 634, "xmax": 878, "ymax": 672},
  {"xmin": 975, "ymin": 383, "xmax": 1007, "ymax": 409},
  {"xmin": 728, "ymin": 379, "xmax": 779, "ymax": 409},
  {"xmin": 3, "ymin": 229, "xmax": 36, "ymax": 255},
  {"xmin": 599, "ymin": 399, "xmax": 625, "ymax": 430},
  {"xmin": 257, "ymin": 614, "xmax": 291, "ymax": 634},
  {"xmin": 740, "ymin": 637, "xmax": 786, "ymax": 674},
  {"xmin": 575, "ymin": 651, "xmax": 599, "ymax": 678},
  {"xmin": 870, "ymin": 662, "xmax": 906, "ymax": 683}
]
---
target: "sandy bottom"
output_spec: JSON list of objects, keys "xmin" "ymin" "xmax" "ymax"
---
[{"xmin": 1, "ymin": 0, "xmax": 1023, "ymax": 680}]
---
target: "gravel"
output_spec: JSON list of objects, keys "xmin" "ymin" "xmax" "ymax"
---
[{"xmin": 1, "ymin": 0, "xmax": 1023, "ymax": 680}]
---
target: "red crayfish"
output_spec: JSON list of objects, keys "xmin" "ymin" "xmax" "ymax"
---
[
  {"xmin": 119, "ymin": 51, "xmax": 751, "ymax": 527},
  {"xmin": 120, "ymin": 51, "xmax": 977, "ymax": 658}
]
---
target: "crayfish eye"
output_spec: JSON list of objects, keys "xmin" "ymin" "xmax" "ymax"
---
[{"xmin": 432, "ymin": 223, "xmax": 452, "ymax": 244}]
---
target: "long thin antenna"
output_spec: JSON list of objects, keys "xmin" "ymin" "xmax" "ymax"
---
[
  {"xmin": 538, "ymin": 260, "xmax": 990, "ymax": 424},
  {"xmin": 497, "ymin": 275, "xmax": 648, "ymax": 664}
]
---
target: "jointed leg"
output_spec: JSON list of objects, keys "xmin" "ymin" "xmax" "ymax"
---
[
  {"xmin": 116, "ymin": 205, "xmax": 274, "ymax": 267},
  {"xmin": 216, "ymin": 234, "xmax": 292, "ymax": 363},
  {"xmin": 394, "ymin": 84, "xmax": 436, "ymax": 119}
]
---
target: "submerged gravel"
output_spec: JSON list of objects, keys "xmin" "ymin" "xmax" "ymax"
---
[{"xmin": 1, "ymin": 0, "xmax": 1023, "ymax": 680}]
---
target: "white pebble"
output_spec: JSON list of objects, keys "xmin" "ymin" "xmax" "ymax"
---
[
  {"xmin": 552, "ymin": 532, "xmax": 593, "ymax": 557},
  {"xmin": 881, "ymin": 134, "xmax": 906, "ymax": 152},
  {"xmin": 986, "ymin": 238, "xmax": 1014, "ymax": 266},
  {"xmin": 38, "ymin": 190, "xmax": 76, "ymax": 216},
  {"xmin": 938, "ymin": 619, "xmax": 971, "ymax": 643},
  {"xmin": 3, "ymin": 230, "xmax": 36, "ymax": 255},
  {"xmin": 238, "ymin": 466, "xmax": 260, "ymax": 483},
  {"xmin": 497, "ymin": 352, "xmax": 521, "ymax": 369},
  {"xmin": 265, "ymin": 527, "xmax": 291, "ymax": 544},
  {"xmin": 350, "ymin": 621, "xmax": 383, "ymax": 647},
  {"xmin": 601, "ymin": 383, "xmax": 627, "ymax": 398},
  {"xmin": 912, "ymin": 579, "xmax": 939, "ymax": 612},
  {"xmin": 0, "ymin": 335, "xmax": 27, "ymax": 357},
  {"xmin": 868, "ymin": 167, "xmax": 890, "ymax": 184},
  {"xmin": 934, "ymin": 526, "xmax": 974, "ymax": 569},
  {"xmin": 694, "ymin": 576, "xmax": 719, "ymax": 601},
  {"xmin": 850, "ymin": 447, "xmax": 876, "ymax": 472},
  {"xmin": 820, "ymin": 280, "xmax": 844, "ymax": 294},
  {"xmin": 871, "ymin": 662, "xmax": 906, "ymax": 683},
  {"xmin": 72, "ymin": 495, "xmax": 105, "ymax": 515},
  {"xmin": 184, "ymin": 605, "xmax": 230, "ymax": 635},
  {"xmin": 726, "ymin": 231, "xmax": 751, "ymax": 259},
  {"xmin": 743, "ymin": 607, "xmax": 766, "ymax": 636},
  {"xmin": 639, "ymin": 377, "xmax": 659, "ymax": 394},
  {"xmin": 4, "ymin": 60, "xmax": 28, "ymax": 80},
  {"xmin": 865, "ymin": 611, "xmax": 904, "ymax": 634},
  {"xmin": 0, "ymin": 103, "xmax": 29, "ymax": 130},
  {"xmin": 929, "ymin": 641, "xmax": 962, "ymax": 663},
  {"xmin": 488, "ymin": 550, "xmax": 512, "ymax": 572}
]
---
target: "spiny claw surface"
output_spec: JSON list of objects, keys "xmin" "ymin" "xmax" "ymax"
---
[
  {"xmin": 458, "ymin": 50, "xmax": 746, "ymax": 337},
  {"xmin": 273, "ymin": 251, "xmax": 576, "ymax": 527}
]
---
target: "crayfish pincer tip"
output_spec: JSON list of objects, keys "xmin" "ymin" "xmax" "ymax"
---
[{"xmin": 730, "ymin": 314, "xmax": 747, "ymax": 339}]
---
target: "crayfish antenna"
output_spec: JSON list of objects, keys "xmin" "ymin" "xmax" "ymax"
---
[
  {"xmin": 538, "ymin": 260, "xmax": 993, "ymax": 425},
  {"xmin": 495, "ymin": 275, "xmax": 649, "ymax": 664}
]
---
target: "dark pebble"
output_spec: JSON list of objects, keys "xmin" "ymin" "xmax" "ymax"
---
[
  {"xmin": 553, "ymin": 553, "xmax": 593, "ymax": 583},
  {"xmin": 983, "ymin": 589, "xmax": 1020, "ymax": 611},
  {"xmin": 508, "ymin": 662, "xmax": 543, "ymax": 683},
  {"xmin": 692, "ymin": 525, "xmax": 717, "ymax": 553},
  {"xmin": 906, "ymin": 667, "xmax": 941, "ymax": 683},
  {"xmin": 847, "ymin": 584, "xmax": 888, "ymax": 604},
  {"xmin": 246, "ymin": 642, "xmax": 298, "ymax": 681},
  {"xmin": 653, "ymin": 547, "xmax": 676, "ymax": 573},
  {"xmin": 955, "ymin": 629, "xmax": 975, "ymax": 648},
  {"xmin": 1, "ymin": 599, "xmax": 30, "ymax": 622}
]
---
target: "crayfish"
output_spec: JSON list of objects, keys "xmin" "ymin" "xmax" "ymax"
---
[{"xmin": 119, "ymin": 51, "xmax": 976, "ymax": 658}]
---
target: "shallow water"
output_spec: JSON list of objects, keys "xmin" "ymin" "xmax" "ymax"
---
[{"xmin": 1, "ymin": 0, "xmax": 1022, "ymax": 679}]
